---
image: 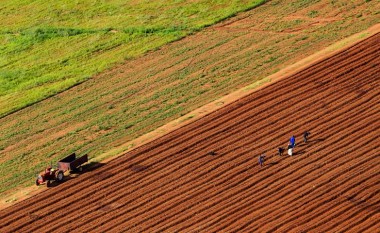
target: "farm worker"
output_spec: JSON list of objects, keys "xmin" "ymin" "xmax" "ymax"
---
[
  {"xmin": 278, "ymin": 147, "xmax": 284, "ymax": 156},
  {"xmin": 258, "ymin": 154, "xmax": 265, "ymax": 167},
  {"xmin": 287, "ymin": 145, "xmax": 293, "ymax": 156},
  {"xmin": 289, "ymin": 135, "xmax": 296, "ymax": 148},
  {"xmin": 303, "ymin": 131, "xmax": 311, "ymax": 143}
]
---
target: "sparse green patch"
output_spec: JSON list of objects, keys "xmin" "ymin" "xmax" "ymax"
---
[
  {"xmin": 244, "ymin": 77, "xmax": 271, "ymax": 90},
  {"xmin": 359, "ymin": 32, "xmax": 370, "ymax": 38},
  {"xmin": 308, "ymin": 10, "xmax": 319, "ymax": 18},
  {"xmin": 290, "ymin": 0, "xmax": 321, "ymax": 10},
  {"xmin": 265, "ymin": 19, "xmax": 305, "ymax": 32},
  {"xmin": 5, "ymin": 197, "xmax": 17, "ymax": 203},
  {"xmin": 180, "ymin": 114, "xmax": 196, "ymax": 123}
]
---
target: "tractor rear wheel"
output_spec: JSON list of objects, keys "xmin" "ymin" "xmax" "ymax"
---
[{"xmin": 56, "ymin": 171, "xmax": 64, "ymax": 182}]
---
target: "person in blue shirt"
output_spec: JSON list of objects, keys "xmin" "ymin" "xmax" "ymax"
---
[{"xmin": 289, "ymin": 135, "xmax": 296, "ymax": 148}]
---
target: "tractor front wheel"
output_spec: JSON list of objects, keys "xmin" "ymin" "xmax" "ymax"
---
[{"xmin": 35, "ymin": 179, "xmax": 39, "ymax": 186}]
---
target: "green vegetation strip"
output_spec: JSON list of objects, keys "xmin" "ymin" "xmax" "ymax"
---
[{"xmin": 0, "ymin": 0, "xmax": 267, "ymax": 117}]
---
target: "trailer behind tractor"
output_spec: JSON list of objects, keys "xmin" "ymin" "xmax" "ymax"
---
[{"xmin": 36, "ymin": 153, "xmax": 88, "ymax": 186}]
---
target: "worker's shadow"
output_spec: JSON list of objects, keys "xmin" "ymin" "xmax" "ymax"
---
[
  {"xmin": 129, "ymin": 163, "xmax": 150, "ymax": 172},
  {"xmin": 267, "ymin": 161, "xmax": 279, "ymax": 166},
  {"xmin": 293, "ymin": 150, "xmax": 306, "ymax": 156}
]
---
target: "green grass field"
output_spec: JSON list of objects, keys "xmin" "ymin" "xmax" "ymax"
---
[
  {"xmin": 0, "ymin": 0, "xmax": 379, "ymax": 198},
  {"xmin": 0, "ymin": 0, "xmax": 267, "ymax": 117}
]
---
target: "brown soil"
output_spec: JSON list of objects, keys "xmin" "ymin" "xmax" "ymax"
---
[{"xmin": 1, "ymin": 32, "xmax": 379, "ymax": 232}]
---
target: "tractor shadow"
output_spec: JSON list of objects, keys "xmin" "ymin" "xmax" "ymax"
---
[
  {"xmin": 73, "ymin": 161, "xmax": 106, "ymax": 173},
  {"xmin": 47, "ymin": 161, "xmax": 106, "ymax": 187},
  {"xmin": 46, "ymin": 178, "xmax": 71, "ymax": 187}
]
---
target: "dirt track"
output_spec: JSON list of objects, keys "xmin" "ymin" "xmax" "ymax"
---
[{"xmin": 1, "ymin": 33, "xmax": 379, "ymax": 232}]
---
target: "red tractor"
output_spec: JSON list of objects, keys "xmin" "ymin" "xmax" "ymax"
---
[{"xmin": 36, "ymin": 153, "xmax": 88, "ymax": 186}]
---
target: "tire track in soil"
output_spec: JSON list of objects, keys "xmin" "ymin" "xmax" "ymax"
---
[{"xmin": 0, "ymin": 33, "xmax": 379, "ymax": 232}]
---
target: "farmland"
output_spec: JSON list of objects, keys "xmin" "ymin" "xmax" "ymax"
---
[
  {"xmin": 1, "ymin": 31, "xmax": 379, "ymax": 232},
  {"xmin": 0, "ymin": 0, "xmax": 379, "ymax": 199}
]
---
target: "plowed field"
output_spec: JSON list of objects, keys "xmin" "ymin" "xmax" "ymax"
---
[{"xmin": 1, "ymin": 33, "xmax": 379, "ymax": 232}]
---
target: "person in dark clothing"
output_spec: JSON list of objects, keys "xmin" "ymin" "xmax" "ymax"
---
[
  {"xmin": 303, "ymin": 131, "xmax": 311, "ymax": 143},
  {"xmin": 258, "ymin": 154, "xmax": 265, "ymax": 167},
  {"xmin": 278, "ymin": 147, "xmax": 284, "ymax": 156}
]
